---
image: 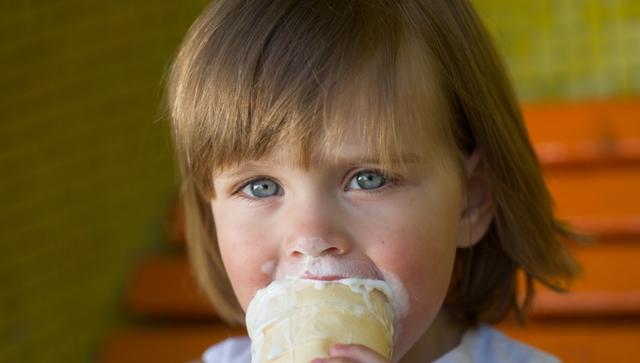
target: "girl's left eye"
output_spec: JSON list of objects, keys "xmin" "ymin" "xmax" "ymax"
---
[{"xmin": 348, "ymin": 169, "xmax": 390, "ymax": 191}]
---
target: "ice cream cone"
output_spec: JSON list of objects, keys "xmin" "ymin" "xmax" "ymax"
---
[{"xmin": 246, "ymin": 277, "xmax": 395, "ymax": 363}]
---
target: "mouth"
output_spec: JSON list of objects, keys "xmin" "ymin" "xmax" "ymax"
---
[
  {"xmin": 302, "ymin": 273, "xmax": 345, "ymax": 281},
  {"xmin": 275, "ymin": 256, "xmax": 385, "ymax": 282}
]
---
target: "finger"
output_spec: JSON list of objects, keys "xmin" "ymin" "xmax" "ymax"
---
[{"xmin": 328, "ymin": 343, "xmax": 389, "ymax": 363}]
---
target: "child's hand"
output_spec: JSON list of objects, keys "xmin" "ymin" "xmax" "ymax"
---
[{"xmin": 311, "ymin": 343, "xmax": 390, "ymax": 363}]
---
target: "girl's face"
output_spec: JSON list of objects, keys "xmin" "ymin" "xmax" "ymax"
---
[{"xmin": 210, "ymin": 125, "xmax": 490, "ymax": 360}]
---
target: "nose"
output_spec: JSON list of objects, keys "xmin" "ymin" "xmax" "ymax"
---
[
  {"xmin": 282, "ymin": 194, "xmax": 352, "ymax": 258},
  {"xmin": 287, "ymin": 236, "xmax": 344, "ymax": 258}
]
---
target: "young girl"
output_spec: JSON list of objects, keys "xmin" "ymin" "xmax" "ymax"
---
[{"xmin": 164, "ymin": 0, "xmax": 583, "ymax": 362}]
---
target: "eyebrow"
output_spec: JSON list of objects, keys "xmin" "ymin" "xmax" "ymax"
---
[
  {"xmin": 215, "ymin": 152, "xmax": 425, "ymax": 180},
  {"xmin": 335, "ymin": 152, "xmax": 425, "ymax": 165}
]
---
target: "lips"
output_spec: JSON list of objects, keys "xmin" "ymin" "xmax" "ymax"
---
[
  {"xmin": 275, "ymin": 256, "xmax": 384, "ymax": 281},
  {"xmin": 302, "ymin": 273, "xmax": 345, "ymax": 281}
]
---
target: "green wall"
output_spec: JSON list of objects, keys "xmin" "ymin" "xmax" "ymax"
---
[
  {"xmin": 0, "ymin": 1, "xmax": 638, "ymax": 362},
  {"xmin": 474, "ymin": 0, "xmax": 640, "ymax": 100},
  {"xmin": 0, "ymin": 1, "xmax": 209, "ymax": 362}
]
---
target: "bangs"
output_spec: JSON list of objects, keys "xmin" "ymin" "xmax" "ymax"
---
[{"xmin": 166, "ymin": 0, "xmax": 459, "ymax": 200}]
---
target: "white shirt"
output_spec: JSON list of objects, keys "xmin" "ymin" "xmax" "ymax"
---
[{"xmin": 201, "ymin": 324, "xmax": 560, "ymax": 363}]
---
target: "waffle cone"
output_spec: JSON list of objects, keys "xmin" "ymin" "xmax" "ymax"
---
[{"xmin": 246, "ymin": 278, "xmax": 394, "ymax": 363}]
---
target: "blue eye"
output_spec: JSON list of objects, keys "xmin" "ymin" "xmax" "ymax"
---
[
  {"xmin": 349, "ymin": 170, "xmax": 387, "ymax": 190},
  {"xmin": 241, "ymin": 178, "xmax": 280, "ymax": 198}
]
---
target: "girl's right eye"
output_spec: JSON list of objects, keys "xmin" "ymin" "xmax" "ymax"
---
[{"xmin": 239, "ymin": 178, "xmax": 281, "ymax": 199}]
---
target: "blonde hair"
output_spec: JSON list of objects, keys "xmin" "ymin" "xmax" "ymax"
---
[{"xmin": 163, "ymin": 0, "xmax": 584, "ymax": 327}]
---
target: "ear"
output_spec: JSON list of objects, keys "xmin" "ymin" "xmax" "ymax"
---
[{"xmin": 457, "ymin": 148, "xmax": 495, "ymax": 248}]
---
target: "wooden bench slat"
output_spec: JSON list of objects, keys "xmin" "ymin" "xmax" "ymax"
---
[
  {"xmin": 523, "ymin": 98, "xmax": 640, "ymax": 167},
  {"xmin": 497, "ymin": 318, "xmax": 640, "ymax": 363},
  {"xmin": 526, "ymin": 241, "xmax": 640, "ymax": 317},
  {"xmin": 544, "ymin": 167, "xmax": 640, "ymax": 228},
  {"xmin": 123, "ymin": 253, "xmax": 217, "ymax": 319},
  {"xmin": 562, "ymin": 242, "xmax": 640, "ymax": 292},
  {"xmin": 98, "ymin": 324, "xmax": 246, "ymax": 363},
  {"xmin": 566, "ymin": 216, "xmax": 640, "ymax": 239},
  {"xmin": 531, "ymin": 291, "xmax": 640, "ymax": 318}
]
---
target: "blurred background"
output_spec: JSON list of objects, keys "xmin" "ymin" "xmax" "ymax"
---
[{"xmin": 1, "ymin": 1, "xmax": 639, "ymax": 362}]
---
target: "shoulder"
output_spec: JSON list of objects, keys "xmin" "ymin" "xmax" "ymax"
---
[
  {"xmin": 202, "ymin": 335, "xmax": 251, "ymax": 363},
  {"xmin": 434, "ymin": 324, "xmax": 561, "ymax": 363}
]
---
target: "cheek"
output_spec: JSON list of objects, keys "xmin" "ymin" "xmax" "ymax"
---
[
  {"xmin": 360, "ymin": 186, "xmax": 461, "ymax": 352},
  {"xmin": 368, "ymin": 221, "xmax": 458, "ymax": 359},
  {"xmin": 363, "ymin": 189, "xmax": 460, "ymax": 278},
  {"xmin": 369, "ymin": 217, "xmax": 458, "ymax": 308},
  {"xmin": 213, "ymin": 208, "xmax": 275, "ymax": 310}
]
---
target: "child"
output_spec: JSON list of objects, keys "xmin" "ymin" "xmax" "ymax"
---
[{"xmin": 164, "ymin": 0, "xmax": 584, "ymax": 362}]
